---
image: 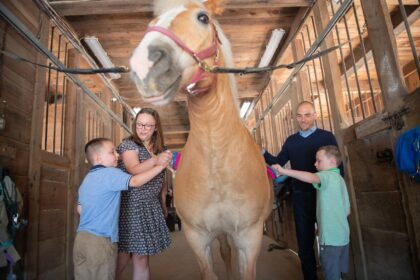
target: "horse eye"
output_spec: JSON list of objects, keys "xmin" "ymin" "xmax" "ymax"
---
[{"xmin": 197, "ymin": 13, "xmax": 209, "ymax": 24}]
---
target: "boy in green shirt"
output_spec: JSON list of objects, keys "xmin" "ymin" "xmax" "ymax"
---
[{"xmin": 272, "ymin": 145, "xmax": 350, "ymax": 280}]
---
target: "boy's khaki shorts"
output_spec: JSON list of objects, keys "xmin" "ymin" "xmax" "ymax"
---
[{"xmin": 73, "ymin": 231, "xmax": 118, "ymax": 280}]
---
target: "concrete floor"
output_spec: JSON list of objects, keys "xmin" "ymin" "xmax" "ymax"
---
[{"xmin": 121, "ymin": 230, "xmax": 303, "ymax": 280}]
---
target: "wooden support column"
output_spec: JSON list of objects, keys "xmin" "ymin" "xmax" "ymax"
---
[
  {"xmin": 292, "ymin": 39, "xmax": 311, "ymax": 103},
  {"xmin": 313, "ymin": 0, "xmax": 350, "ymax": 135},
  {"xmin": 314, "ymin": 2, "xmax": 367, "ymax": 280},
  {"xmin": 111, "ymin": 100, "xmax": 124, "ymax": 144},
  {"xmin": 266, "ymin": 85, "xmax": 279, "ymax": 152},
  {"xmin": 360, "ymin": 0, "xmax": 408, "ymax": 112},
  {"xmin": 26, "ymin": 14, "xmax": 49, "ymax": 280},
  {"xmin": 63, "ymin": 48, "xmax": 84, "ymax": 279}
]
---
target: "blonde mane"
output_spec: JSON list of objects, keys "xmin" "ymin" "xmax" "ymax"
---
[{"xmin": 214, "ymin": 21, "xmax": 240, "ymax": 113}]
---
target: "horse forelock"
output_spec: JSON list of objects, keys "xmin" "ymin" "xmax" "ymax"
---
[
  {"xmin": 156, "ymin": 6, "xmax": 187, "ymax": 28},
  {"xmin": 154, "ymin": 0, "xmax": 204, "ymax": 16}
]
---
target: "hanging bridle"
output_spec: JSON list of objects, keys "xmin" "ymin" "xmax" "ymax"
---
[{"xmin": 145, "ymin": 25, "xmax": 219, "ymax": 96}]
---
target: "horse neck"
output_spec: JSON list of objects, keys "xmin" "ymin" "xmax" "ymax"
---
[{"xmin": 187, "ymin": 70, "xmax": 243, "ymax": 147}]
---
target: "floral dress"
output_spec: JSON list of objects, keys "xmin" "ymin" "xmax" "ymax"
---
[{"xmin": 116, "ymin": 139, "xmax": 171, "ymax": 255}]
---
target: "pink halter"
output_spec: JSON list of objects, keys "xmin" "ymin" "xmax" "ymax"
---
[{"xmin": 145, "ymin": 25, "xmax": 219, "ymax": 96}]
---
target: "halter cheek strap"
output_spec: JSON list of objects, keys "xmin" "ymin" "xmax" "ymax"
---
[{"xmin": 146, "ymin": 25, "xmax": 218, "ymax": 96}]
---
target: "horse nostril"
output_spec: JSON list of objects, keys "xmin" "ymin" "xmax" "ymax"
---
[
  {"xmin": 150, "ymin": 50, "xmax": 163, "ymax": 63},
  {"xmin": 148, "ymin": 45, "xmax": 171, "ymax": 75},
  {"xmin": 148, "ymin": 45, "xmax": 168, "ymax": 63}
]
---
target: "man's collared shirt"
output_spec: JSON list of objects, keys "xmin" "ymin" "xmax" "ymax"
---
[{"xmin": 299, "ymin": 126, "xmax": 317, "ymax": 138}]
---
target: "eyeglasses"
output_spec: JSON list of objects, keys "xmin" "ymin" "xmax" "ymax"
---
[{"xmin": 136, "ymin": 122, "xmax": 155, "ymax": 129}]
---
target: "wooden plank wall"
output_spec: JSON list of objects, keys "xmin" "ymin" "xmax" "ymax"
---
[
  {"xmin": 0, "ymin": 1, "xmax": 130, "ymax": 279},
  {"xmin": 0, "ymin": 1, "xmax": 44, "ymax": 278},
  {"xmin": 254, "ymin": 0, "xmax": 420, "ymax": 279}
]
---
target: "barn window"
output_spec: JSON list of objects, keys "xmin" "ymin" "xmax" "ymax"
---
[
  {"xmin": 85, "ymin": 111, "xmax": 104, "ymax": 143},
  {"xmin": 42, "ymin": 26, "xmax": 69, "ymax": 156}
]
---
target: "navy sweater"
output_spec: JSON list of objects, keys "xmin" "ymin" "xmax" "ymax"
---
[{"xmin": 264, "ymin": 128, "xmax": 341, "ymax": 192}]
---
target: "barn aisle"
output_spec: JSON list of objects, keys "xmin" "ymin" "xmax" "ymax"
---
[{"xmin": 121, "ymin": 231, "xmax": 303, "ymax": 279}]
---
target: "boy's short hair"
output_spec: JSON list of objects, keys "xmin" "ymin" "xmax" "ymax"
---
[
  {"xmin": 319, "ymin": 145, "xmax": 342, "ymax": 166},
  {"xmin": 85, "ymin": 137, "xmax": 112, "ymax": 165}
]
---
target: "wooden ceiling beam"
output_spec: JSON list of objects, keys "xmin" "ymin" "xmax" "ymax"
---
[
  {"xmin": 51, "ymin": 0, "xmax": 310, "ymax": 16},
  {"xmin": 386, "ymin": 0, "xmax": 419, "ymax": 5}
]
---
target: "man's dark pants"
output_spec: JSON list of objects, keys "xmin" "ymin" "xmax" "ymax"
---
[{"xmin": 293, "ymin": 190, "xmax": 318, "ymax": 280}]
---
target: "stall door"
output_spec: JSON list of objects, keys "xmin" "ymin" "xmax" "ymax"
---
[{"xmin": 347, "ymin": 128, "xmax": 415, "ymax": 279}]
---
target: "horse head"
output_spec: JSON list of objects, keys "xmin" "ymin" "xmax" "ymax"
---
[{"xmin": 130, "ymin": 0, "xmax": 227, "ymax": 106}]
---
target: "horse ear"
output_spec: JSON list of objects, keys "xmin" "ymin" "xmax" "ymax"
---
[{"xmin": 203, "ymin": 0, "xmax": 225, "ymax": 16}]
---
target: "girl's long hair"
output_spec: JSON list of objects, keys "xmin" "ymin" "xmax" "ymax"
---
[{"xmin": 129, "ymin": 108, "xmax": 165, "ymax": 154}]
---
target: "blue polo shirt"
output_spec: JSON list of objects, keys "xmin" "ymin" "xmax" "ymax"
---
[{"xmin": 77, "ymin": 165, "xmax": 131, "ymax": 243}]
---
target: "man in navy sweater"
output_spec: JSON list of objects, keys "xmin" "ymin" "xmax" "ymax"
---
[{"xmin": 264, "ymin": 101, "xmax": 340, "ymax": 280}]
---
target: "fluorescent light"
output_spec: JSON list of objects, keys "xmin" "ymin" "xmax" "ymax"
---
[
  {"xmin": 133, "ymin": 107, "xmax": 142, "ymax": 114},
  {"xmin": 83, "ymin": 36, "xmax": 121, "ymax": 80},
  {"xmin": 240, "ymin": 101, "xmax": 251, "ymax": 118},
  {"xmin": 258, "ymin": 28, "xmax": 285, "ymax": 67}
]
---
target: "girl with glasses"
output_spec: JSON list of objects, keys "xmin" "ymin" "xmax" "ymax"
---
[{"xmin": 116, "ymin": 108, "xmax": 172, "ymax": 280}]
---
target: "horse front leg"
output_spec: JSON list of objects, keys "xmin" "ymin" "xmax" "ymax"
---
[
  {"xmin": 183, "ymin": 223, "xmax": 218, "ymax": 280},
  {"xmin": 217, "ymin": 234, "xmax": 236, "ymax": 280},
  {"xmin": 233, "ymin": 222, "xmax": 265, "ymax": 280}
]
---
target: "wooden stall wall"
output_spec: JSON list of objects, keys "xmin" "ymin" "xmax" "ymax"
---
[
  {"xmin": 31, "ymin": 45, "xmax": 129, "ymax": 280},
  {"xmin": 0, "ymin": 0, "xmax": 45, "ymax": 278},
  {"xmin": 252, "ymin": 0, "xmax": 420, "ymax": 279},
  {"xmin": 1, "ymin": 2, "xmax": 130, "ymax": 279}
]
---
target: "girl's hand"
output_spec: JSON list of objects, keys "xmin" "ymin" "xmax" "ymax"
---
[
  {"xmin": 162, "ymin": 204, "xmax": 168, "ymax": 218},
  {"xmin": 156, "ymin": 150, "xmax": 172, "ymax": 166}
]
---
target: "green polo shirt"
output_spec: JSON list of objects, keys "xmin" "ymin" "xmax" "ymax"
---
[{"xmin": 313, "ymin": 168, "xmax": 350, "ymax": 246}]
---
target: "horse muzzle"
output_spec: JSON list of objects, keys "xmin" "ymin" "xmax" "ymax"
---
[{"xmin": 130, "ymin": 43, "xmax": 182, "ymax": 106}]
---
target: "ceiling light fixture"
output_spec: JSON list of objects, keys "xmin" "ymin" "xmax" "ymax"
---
[
  {"xmin": 240, "ymin": 101, "xmax": 251, "ymax": 119},
  {"xmin": 258, "ymin": 28, "xmax": 285, "ymax": 68},
  {"xmin": 83, "ymin": 36, "xmax": 121, "ymax": 80},
  {"xmin": 133, "ymin": 107, "xmax": 142, "ymax": 114}
]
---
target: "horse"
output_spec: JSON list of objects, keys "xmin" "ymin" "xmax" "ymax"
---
[{"xmin": 129, "ymin": 0, "xmax": 273, "ymax": 279}]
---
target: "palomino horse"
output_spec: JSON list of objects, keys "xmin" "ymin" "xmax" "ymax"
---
[{"xmin": 129, "ymin": 0, "xmax": 273, "ymax": 279}]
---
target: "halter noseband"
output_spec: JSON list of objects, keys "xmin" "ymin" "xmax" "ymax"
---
[{"xmin": 145, "ymin": 25, "xmax": 219, "ymax": 96}]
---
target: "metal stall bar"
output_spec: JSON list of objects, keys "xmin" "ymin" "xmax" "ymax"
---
[
  {"xmin": 311, "ymin": 15, "xmax": 335, "ymax": 130},
  {"xmin": 86, "ymin": 112, "xmax": 90, "ymax": 142},
  {"xmin": 318, "ymin": 60, "xmax": 334, "ymax": 131},
  {"xmin": 398, "ymin": 0, "xmax": 420, "ymax": 76},
  {"xmin": 287, "ymin": 102, "xmax": 293, "ymax": 135},
  {"xmin": 59, "ymin": 43, "xmax": 68, "ymax": 156},
  {"xmin": 300, "ymin": 32, "xmax": 317, "ymax": 105},
  {"xmin": 340, "ymin": 0, "xmax": 366, "ymax": 119},
  {"xmin": 0, "ymin": 2, "xmax": 131, "ymax": 133},
  {"xmin": 52, "ymin": 34, "xmax": 62, "ymax": 154},
  {"xmin": 255, "ymin": 0, "xmax": 354, "ymax": 129},
  {"xmin": 352, "ymin": 3, "xmax": 377, "ymax": 113},
  {"xmin": 44, "ymin": 27, "xmax": 54, "ymax": 151},
  {"xmin": 305, "ymin": 22, "xmax": 325, "ymax": 129},
  {"xmin": 310, "ymin": 12, "xmax": 333, "ymax": 131},
  {"xmin": 330, "ymin": 2, "xmax": 355, "ymax": 124}
]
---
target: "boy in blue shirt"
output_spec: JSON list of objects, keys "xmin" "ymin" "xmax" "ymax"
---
[
  {"xmin": 272, "ymin": 145, "xmax": 350, "ymax": 280},
  {"xmin": 73, "ymin": 137, "xmax": 170, "ymax": 280}
]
